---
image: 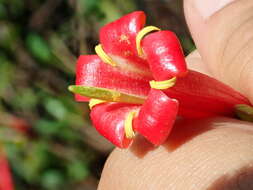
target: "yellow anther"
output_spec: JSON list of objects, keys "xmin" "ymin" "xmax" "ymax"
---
[
  {"xmin": 136, "ymin": 26, "xmax": 161, "ymax": 57},
  {"xmin": 150, "ymin": 77, "xmax": 177, "ymax": 90},
  {"xmin": 95, "ymin": 44, "xmax": 116, "ymax": 67},
  {"xmin": 124, "ymin": 111, "xmax": 137, "ymax": 139},
  {"xmin": 89, "ymin": 99, "xmax": 106, "ymax": 109}
]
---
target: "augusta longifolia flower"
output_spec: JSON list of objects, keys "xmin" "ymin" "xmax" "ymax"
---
[{"xmin": 69, "ymin": 11, "xmax": 252, "ymax": 148}]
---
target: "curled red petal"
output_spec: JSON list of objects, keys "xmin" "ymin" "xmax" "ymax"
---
[
  {"xmin": 75, "ymin": 55, "xmax": 151, "ymax": 102},
  {"xmin": 136, "ymin": 89, "xmax": 178, "ymax": 146},
  {"xmin": 166, "ymin": 70, "xmax": 251, "ymax": 118},
  {"xmin": 0, "ymin": 151, "xmax": 14, "ymax": 190},
  {"xmin": 142, "ymin": 31, "xmax": 187, "ymax": 80},
  {"xmin": 99, "ymin": 11, "xmax": 149, "ymax": 70},
  {"xmin": 90, "ymin": 102, "xmax": 140, "ymax": 148}
]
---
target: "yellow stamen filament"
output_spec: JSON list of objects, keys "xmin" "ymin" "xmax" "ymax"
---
[
  {"xmin": 95, "ymin": 44, "xmax": 116, "ymax": 67},
  {"xmin": 150, "ymin": 77, "xmax": 177, "ymax": 90},
  {"xmin": 124, "ymin": 111, "xmax": 137, "ymax": 139},
  {"xmin": 89, "ymin": 99, "xmax": 106, "ymax": 109},
  {"xmin": 136, "ymin": 26, "xmax": 161, "ymax": 57}
]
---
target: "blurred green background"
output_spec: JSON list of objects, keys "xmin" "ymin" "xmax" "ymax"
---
[{"xmin": 0, "ymin": 0, "xmax": 194, "ymax": 189}]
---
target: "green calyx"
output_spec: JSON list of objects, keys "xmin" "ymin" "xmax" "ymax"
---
[
  {"xmin": 68, "ymin": 85, "xmax": 145, "ymax": 104},
  {"xmin": 235, "ymin": 104, "xmax": 253, "ymax": 122}
]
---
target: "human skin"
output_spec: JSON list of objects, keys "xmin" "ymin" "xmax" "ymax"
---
[{"xmin": 98, "ymin": 0, "xmax": 253, "ymax": 189}]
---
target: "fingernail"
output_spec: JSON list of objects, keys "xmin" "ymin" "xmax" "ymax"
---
[{"xmin": 193, "ymin": 0, "xmax": 236, "ymax": 19}]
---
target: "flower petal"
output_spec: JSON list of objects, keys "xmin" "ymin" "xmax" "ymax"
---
[
  {"xmin": 166, "ymin": 70, "xmax": 251, "ymax": 118},
  {"xmin": 90, "ymin": 102, "xmax": 140, "ymax": 148},
  {"xmin": 99, "ymin": 11, "xmax": 149, "ymax": 70},
  {"xmin": 136, "ymin": 89, "xmax": 178, "ymax": 146},
  {"xmin": 142, "ymin": 31, "xmax": 187, "ymax": 80},
  {"xmin": 75, "ymin": 55, "xmax": 151, "ymax": 102}
]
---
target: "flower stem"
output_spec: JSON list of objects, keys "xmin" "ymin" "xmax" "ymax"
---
[{"xmin": 235, "ymin": 104, "xmax": 253, "ymax": 122}]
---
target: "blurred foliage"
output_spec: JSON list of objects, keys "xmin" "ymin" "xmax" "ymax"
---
[{"xmin": 0, "ymin": 0, "xmax": 194, "ymax": 189}]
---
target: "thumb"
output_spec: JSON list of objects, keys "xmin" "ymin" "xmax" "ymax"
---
[{"xmin": 184, "ymin": 0, "xmax": 253, "ymax": 103}]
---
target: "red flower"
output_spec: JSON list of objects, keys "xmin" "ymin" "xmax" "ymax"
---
[
  {"xmin": 0, "ymin": 149, "xmax": 14, "ymax": 190},
  {"xmin": 69, "ymin": 11, "xmax": 251, "ymax": 148}
]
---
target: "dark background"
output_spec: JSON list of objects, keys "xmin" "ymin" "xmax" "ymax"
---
[{"xmin": 0, "ymin": 0, "xmax": 194, "ymax": 189}]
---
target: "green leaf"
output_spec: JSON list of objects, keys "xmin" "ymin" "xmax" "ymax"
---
[
  {"xmin": 67, "ymin": 160, "xmax": 89, "ymax": 181},
  {"xmin": 68, "ymin": 85, "xmax": 145, "ymax": 104},
  {"xmin": 35, "ymin": 120, "xmax": 63, "ymax": 136},
  {"xmin": 0, "ymin": 57, "xmax": 13, "ymax": 96},
  {"xmin": 0, "ymin": 3, "xmax": 7, "ymax": 19},
  {"xmin": 26, "ymin": 33, "xmax": 52, "ymax": 63},
  {"xmin": 12, "ymin": 88, "xmax": 38, "ymax": 111},
  {"xmin": 44, "ymin": 98, "xmax": 67, "ymax": 120},
  {"xmin": 22, "ymin": 142, "xmax": 51, "ymax": 182},
  {"xmin": 41, "ymin": 170, "xmax": 64, "ymax": 189}
]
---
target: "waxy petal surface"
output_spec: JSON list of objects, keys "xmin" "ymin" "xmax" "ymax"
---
[
  {"xmin": 136, "ymin": 89, "xmax": 178, "ymax": 145},
  {"xmin": 99, "ymin": 11, "xmax": 149, "ymax": 70},
  {"xmin": 75, "ymin": 55, "xmax": 152, "ymax": 102},
  {"xmin": 166, "ymin": 70, "xmax": 251, "ymax": 118},
  {"xmin": 90, "ymin": 102, "xmax": 140, "ymax": 148},
  {"xmin": 142, "ymin": 31, "xmax": 187, "ymax": 80}
]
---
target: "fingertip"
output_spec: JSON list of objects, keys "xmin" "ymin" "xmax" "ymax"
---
[
  {"xmin": 186, "ymin": 50, "xmax": 213, "ymax": 76},
  {"xmin": 99, "ymin": 118, "xmax": 253, "ymax": 189},
  {"xmin": 184, "ymin": 0, "xmax": 253, "ymax": 103}
]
